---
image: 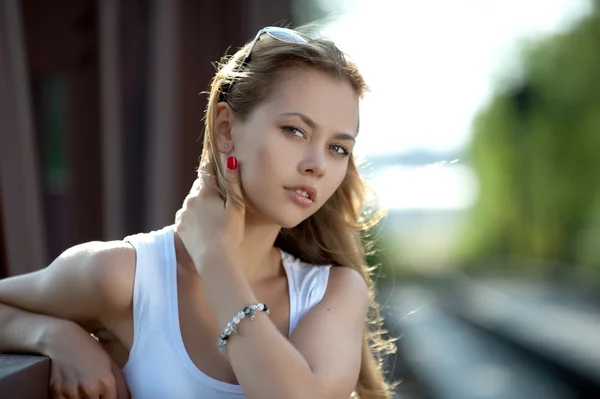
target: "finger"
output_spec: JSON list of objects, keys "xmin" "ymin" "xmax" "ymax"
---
[
  {"xmin": 79, "ymin": 382, "xmax": 103, "ymax": 399},
  {"xmin": 111, "ymin": 361, "xmax": 130, "ymax": 399},
  {"xmin": 197, "ymin": 160, "xmax": 221, "ymax": 196},
  {"xmin": 198, "ymin": 157, "xmax": 217, "ymax": 185},
  {"xmin": 190, "ymin": 177, "xmax": 202, "ymax": 193},
  {"xmin": 224, "ymin": 155, "xmax": 243, "ymax": 212},
  {"xmin": 61, "ymin": 386, "xmax": 79, "ymax": 399},
  {"xmin": 198, "ymin": 155, "xmax": 214, "ymax": 176},
  {"xmin": 49, "ymin": 374, "xmax": 69, "ymax": 399},
  {"xmin": 58, "ymin": 378, "xmax": 80, "ymax": 399},
  {"xmin": 49, "ymin": 390, "xmax": 68, "ymax": 399},
  {"xmin": 99, "ymin": 381, "xmax": 117, "ymax": 399}
]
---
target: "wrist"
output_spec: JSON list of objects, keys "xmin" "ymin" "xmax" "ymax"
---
[
  {"xmin": 193, "ymin": 247, "xmax": 237, "ymax": 272},
  {"xmin": 36, "ymin": 318, "xmax": 80, "ymax": 355}
]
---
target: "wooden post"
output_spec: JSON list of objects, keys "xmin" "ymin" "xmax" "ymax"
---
[
  {"xmin": 145, "ymin": 0, "xmax": 181, "ymax": 231},
  {"xmin": 99, "ymin": 0, "xmax": 125, "ymax": 240},
  {"xmin": 0, "ymin": 0, "xmax": 48, "ymax": 276}
]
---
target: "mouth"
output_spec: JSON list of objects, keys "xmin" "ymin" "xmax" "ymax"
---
[
  {"xmin": 285, "ymin": 185, "xmax": 317, "ymax": 202},
  {"xmin": 284, "ymin": 185, "xmax": 317, "ymax": 208}
]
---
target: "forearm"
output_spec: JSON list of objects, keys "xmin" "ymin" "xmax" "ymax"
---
[
  {"xmin": 201, "ymin": 253, "xmax": 324, "ymax": 399},
  {"xmin": 0, "ymin": 302, "xmax": 70, "ymax": 355}
]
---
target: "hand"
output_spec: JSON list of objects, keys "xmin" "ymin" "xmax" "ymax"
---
[
  {"xmin": 175, "ymin": 156, "xmax": 245, "ymax": 275},
  {"xmin": 42, "ymin": 321, "xmax": 130, "ymax": 399}
]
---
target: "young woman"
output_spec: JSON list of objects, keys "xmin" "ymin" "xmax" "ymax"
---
[{"xmin": 0, "ymin": 27, "xmax": 395, "ymax": 399}]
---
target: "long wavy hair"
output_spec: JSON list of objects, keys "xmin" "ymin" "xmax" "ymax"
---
[{"xmin": 198, "ymin": 27, "xmax": 396, "ymax": 399}]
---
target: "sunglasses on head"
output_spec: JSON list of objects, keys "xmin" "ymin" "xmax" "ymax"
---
[{"xmin": 219, "ymin": 27, "xmax": 309, "ymax": 102}]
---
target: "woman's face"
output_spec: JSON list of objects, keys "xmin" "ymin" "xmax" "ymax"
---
[{"xmin": 221, "ymin": 68, "xmax": 360, "ymax": 228}]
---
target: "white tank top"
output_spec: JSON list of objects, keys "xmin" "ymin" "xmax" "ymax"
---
[{"xmin": 121, "ymin": 226, "xmax": 331, "ymax": 398}]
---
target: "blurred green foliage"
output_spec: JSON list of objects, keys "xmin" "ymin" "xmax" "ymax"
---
[
  {"xmin": 292, "ymin": 0, "xmax": 330, "ymax": 26},
  {"xmin": 459, "ymin": 1, "xmax": 600, "ymax": 278}
]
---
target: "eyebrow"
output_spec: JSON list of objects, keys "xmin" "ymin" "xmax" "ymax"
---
[{"xmin": 279, "ymin": 112, "xmax": 357, "ymax": 142}]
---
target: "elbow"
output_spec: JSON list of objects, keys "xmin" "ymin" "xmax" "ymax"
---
[
  {"xmin": 288, "ymin": 380, "xmax": 331, "ymax": 399},
  {"xmin": 247, "ymin": 380, "xmax": 326, "ymax": 399},
  {"xmin": 286, "ymin": 390, "xmax": 321, "ymax": 399}
]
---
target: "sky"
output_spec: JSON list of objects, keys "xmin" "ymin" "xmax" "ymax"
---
[
  {"xmin": 315, "ymin": 0, "xmax": 592, "ymax": 210},
  {"xmin": 318, "ymin": 0, "xmax": 591, "ymax": 157}
]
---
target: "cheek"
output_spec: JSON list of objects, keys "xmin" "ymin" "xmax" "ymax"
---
[
  {"xmin": 252, "ymin": 139, "xmax": 286, "ymax": 177},
  {"xmin": 321, "ymin": 168, "xmax": 347, "ymax": 203},
  {"xmin": 255, "ymin": 143, "xmax": 278, "ymax": 172},
  {"xmin": 238, "ymin": 136, "xmax": 287, "ymax": 198}
]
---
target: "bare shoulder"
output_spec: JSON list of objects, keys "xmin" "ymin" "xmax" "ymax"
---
[
  {"xmin": 45, "ymin": 240, "xmax": 137, "ymax": 324},
  {"xmin": 0, "ymin": 239, "xmax": 136, "ymax": 331},
  {"xmin": 60, "ymin": 240, "xmax": 135, "ymax": 276},
  {"xmin": 322, "ymin": 266, "xmax": 369, "ymax": 310},
  {"xmin": 57, "ymin": 240, "xmax": 137, "ymax": 312}
]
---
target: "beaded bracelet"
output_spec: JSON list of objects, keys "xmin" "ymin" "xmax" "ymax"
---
[{"xmin": 217, "ymin": 302, "xmax": 270, "ymax": 355}]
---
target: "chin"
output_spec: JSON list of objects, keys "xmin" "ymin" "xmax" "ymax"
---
[
  {"xmin": 273, "ymin": 209, "xmax": 311, "ymax": 229},
  {"xmin": 250, "ymin": 201, "xmax": 314, "ymax": 229},
  {"xmin": 277, "ymin": 218, "xmax": 306, "ymax": 229}
]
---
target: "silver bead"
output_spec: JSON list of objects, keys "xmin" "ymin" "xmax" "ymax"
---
[
  {"xmin": 238, "ymin": 311, "xmax": 245, "ymax": 319},
  {"xmin": 233, "ymin": 316, "xmax": 240, "ymax": 324}
]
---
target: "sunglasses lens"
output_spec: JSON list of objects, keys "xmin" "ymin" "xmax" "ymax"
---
[
  {"xmin": 221, "ymin": 27, "xmax": 308, "ymax": 102},
  {"xmin": 265, "ymin": 27, "xmax": 308, "ymax": 44}
]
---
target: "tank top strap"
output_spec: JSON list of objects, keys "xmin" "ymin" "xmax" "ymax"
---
[
  {"xmin": 279, "ymin": 250, "xmax": 331, "ymax": 335},
  {"xmin": 123, "ymin": 226, "xmax": 177, "ymax": 354}
]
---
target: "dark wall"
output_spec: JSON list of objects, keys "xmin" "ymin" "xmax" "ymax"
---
[{"xmin": 0, "ymin": 0, "xmax": 294, "ymax": 276}]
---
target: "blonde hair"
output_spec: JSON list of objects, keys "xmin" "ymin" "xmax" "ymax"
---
[{"xmin": 199, "ymin": 28, "xmax": 396, "ymax": 398}]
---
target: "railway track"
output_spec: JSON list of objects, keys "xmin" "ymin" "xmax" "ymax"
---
[{"xmin": 383, "ymin": 277, "xmax": 600, "ymax": 399}]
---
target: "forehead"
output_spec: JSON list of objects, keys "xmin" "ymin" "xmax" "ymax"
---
[{"xmin": 260, "ymin": 68, "xmax": 360, "ymax": 133}]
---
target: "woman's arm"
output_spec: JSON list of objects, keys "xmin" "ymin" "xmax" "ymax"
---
[
  {"xmin": 0, "ymin": 301, "xmax": 130, "ymax": 399},
  {"xmin": 0, "ymin": 241, "xmax": 134, "ymax": 398},
  {"xmin": 201, "ymin": 250, "xmax": 368, "ymax": 399},
  {"xmin": 0, "ymin": 301, "xmax": 71, "ymax": 354},
  {"xmin": 0, "ymin": 240, "xmax": 134, "ymax": 335}
]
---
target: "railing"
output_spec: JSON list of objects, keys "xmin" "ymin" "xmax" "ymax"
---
[
  {"xmin": 382, "ymin": 276, "xmax": 600, "ymax": 398},
  {"xmin": 0, "ymin": 355, "xmax": 49, "ymax": 398}
]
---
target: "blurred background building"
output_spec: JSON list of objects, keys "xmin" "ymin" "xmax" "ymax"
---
[
  {"xmin": 2, "ymin": 0, "xmax": 600, "ymax": 398},
  {"xmin": 0, "ymin": 0, "xmax": 293, "ymax": 275}
]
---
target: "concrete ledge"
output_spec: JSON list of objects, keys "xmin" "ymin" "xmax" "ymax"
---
[{"xmin": 0, "ymin": 354, "xmax": 50, "ymax": 398}]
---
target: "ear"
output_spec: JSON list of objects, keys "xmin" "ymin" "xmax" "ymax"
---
[{"xmin": 214, "ymin": 102, "xmax": 234, "ymax": 154}]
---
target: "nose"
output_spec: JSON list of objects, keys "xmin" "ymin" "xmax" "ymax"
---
[{"xmin": 298, "ymin": 151, "xmax": 326, "ymax": 178}]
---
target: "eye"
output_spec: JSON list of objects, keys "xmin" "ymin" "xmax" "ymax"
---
[
  {"xmin": 282, "ymin": 126, "xmax": 306, "ymax": 139},
  {"xmin": 329, "ymin": 144, "xmax": 350, "ymax": 156}
]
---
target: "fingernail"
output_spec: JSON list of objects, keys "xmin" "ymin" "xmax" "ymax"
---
[{"xmin": 227, "ymin": 156, "xmax": 238, "ymax": 170}]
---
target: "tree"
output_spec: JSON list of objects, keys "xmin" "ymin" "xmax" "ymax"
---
[{"xmin": 459, "ymin": 4, "xmax": 600, "ymax": 278}]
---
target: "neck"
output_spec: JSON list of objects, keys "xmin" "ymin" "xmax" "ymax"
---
[{"xmin": 174, "ymin": 213, "xmax": 283, "ymax": 283}]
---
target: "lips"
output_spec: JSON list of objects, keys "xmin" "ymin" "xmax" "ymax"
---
[
  {"xmin": 293, "ymin": 188, "xmax": 310, "ymax": 199},
  {"xmin": 285, "ymin": 185, "xmax": 317, "ymax": 202}
]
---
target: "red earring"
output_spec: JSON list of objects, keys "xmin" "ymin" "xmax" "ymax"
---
[{"xmin": 227, "ymin": 156, "xmax": 238, "ymax": 170}]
